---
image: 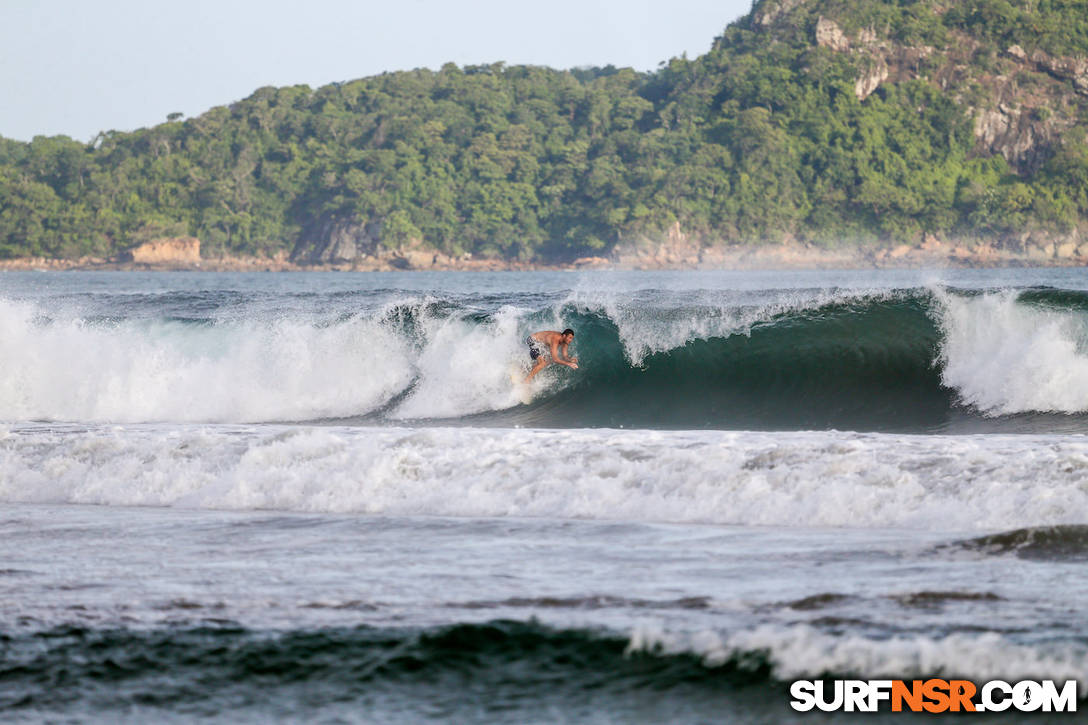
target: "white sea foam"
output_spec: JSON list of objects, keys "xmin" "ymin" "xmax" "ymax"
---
[
  {"xmin": 3, "ymin": 425, "xmax": 1087, "ymax": 530},
  {"xmin": 627, "ymin": 624, "xmax": 1088, "ymax": 691},
  {"xmin": 0, "ymin": 297, "xmax": 549, "ymax": 423},
  {"xmin": 937, "ymin": 289, "xmax": 1088, "ymax": 415},
  {"xmin": 0, "ymin": 299, "xmax": 414, "ymax": 422},
  {"xmin": 389, "ymin": 305, "xmax": 539, "ymax": 420}
]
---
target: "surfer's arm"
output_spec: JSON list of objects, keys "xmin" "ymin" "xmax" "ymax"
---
[
  {"xmin": 551, "ymin": 340, "xmax": 576, "ymax": 367},
  {"xmin": 559, "ymin": 342, "xmax": 577, "ymax": 364}
]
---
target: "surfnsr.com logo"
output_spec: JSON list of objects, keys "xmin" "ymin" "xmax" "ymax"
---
[{"xmin": 790, "ymin": 679, "xmax": 1078, "ymax": 713}]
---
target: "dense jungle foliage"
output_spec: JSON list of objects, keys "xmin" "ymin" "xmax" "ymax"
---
[{"xmin": 2, "ymin": 0, "xmax": 1088, "ymax": 261}]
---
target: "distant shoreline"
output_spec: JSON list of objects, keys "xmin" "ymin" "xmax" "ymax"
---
[{"xmin": 2, "ymin": 240, "xmax": 1085, "ymax": 272}]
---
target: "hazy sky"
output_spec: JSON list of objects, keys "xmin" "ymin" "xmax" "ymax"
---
[{"xmin": 0, "ymin": 0, "xmax": 753, "ymax": 143}]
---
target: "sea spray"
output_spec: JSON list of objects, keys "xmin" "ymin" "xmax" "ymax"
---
[
  {"xmin": 390, "ymin": 305, "xmax": 538, "ymax": 419},
  {"xmin": 936, "ymin": 288, "xmax": 1088, "ymax": 415}
]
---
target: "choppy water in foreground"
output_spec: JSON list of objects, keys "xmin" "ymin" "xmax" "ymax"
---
[{"xmin": 2, "ymin": 269, "xmax": 1088, "ymax": 722}]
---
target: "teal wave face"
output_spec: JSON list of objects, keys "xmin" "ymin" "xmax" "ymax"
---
[
  {"xmin": 0, "ymin": 622, "xmax": 780, "ymax": 723},
  {"xmin": 514, "ymin": 297, "xmax": 951, "ymax": 431},
  {"xmin": 447, "ymin": 288, "xmax": 1088, "ymax": 433}
]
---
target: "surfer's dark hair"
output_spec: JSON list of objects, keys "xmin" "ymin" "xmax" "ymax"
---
[{"xmin": 563, "ymin": 328, "xmax": 574, "ymax": 337}]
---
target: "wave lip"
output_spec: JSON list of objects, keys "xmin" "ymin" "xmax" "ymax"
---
[
  {"xmin": 629, "ymin": 624, "xmax": 1088, "ymax": 693},
  {"xmin": 942, "ymin": 525, "xmax": 1088, "ymax": 560}
]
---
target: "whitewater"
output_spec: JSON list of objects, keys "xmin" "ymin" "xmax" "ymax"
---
[
  {"xmin": 3, "ymin": 268, "xmax": 1088, "ymax": 723},
  {"xmin": 5, "ymin": 425, "xmax": 1088, "ymax": 531}
]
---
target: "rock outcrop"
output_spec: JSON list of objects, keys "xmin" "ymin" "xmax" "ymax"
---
[
  {"xmin": 814, "ymin": 16, "xmax": 850, "ymax": 52},
  {"xmin": 854, "ymin": 56, "xmax": 889, "ymax": 101},
  {"xmin": 119, "ymin": 237, "xmax": 200, "ymax": 265},
  {"xmin": 808, "ymin": 15, "xmax": 932, "ymax": 101},
  {"xmin": 290, "ymin": 215, "xmax": 465, "ymax": 269},
  {"xmin": 1011, "ymin": 45, "xmax": 1088, "ymax": 97},
  {"xmin": 754, "ymin": 0, "xmax": 808, "ymax": 26},
  {"xmin": 291, "ymin": 217, "xmax": 383, "ymax": 264},
  {"xmin": 972, "ymin": 102, "xmax": 1061, "ymax": 173}
]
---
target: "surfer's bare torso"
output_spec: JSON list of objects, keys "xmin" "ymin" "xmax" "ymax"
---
[{"xmin": 524, "ymin": 329, "xmax": 578, "ymax": 382}]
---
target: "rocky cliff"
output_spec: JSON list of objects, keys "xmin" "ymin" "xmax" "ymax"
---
[
  {"xmin": 755, "ymin": 0, "xmax": 1088, "ymax": 176},
  {"xmin": 119, "ymin": 237, "xmax": 201, "ymax": 266}
]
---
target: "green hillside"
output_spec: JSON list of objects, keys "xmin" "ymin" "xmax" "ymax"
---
[{"xmin": 2, "ymin": 0, "xmax": 1088, "ymax": 262}]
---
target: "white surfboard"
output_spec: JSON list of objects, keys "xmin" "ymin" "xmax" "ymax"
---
[{"xmin": 508, "ymin": 365, "xmax": 534, "ymax": 405}]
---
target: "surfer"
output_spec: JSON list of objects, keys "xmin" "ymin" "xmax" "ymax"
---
[{"xmin": 524, "ymin": 328, "xmax": 578, "ymax": 382}]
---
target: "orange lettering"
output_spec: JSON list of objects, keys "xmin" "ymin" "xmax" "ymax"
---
[
  {"xmin": 892, "ymin": 680, "xmax": 924, "ymax": 712},
  {"xmin": 949, "ymin": 680, "xmax": 977, "ymax": 712},
  {"xmin": 923, "ymin": 679, "xmax": 951, "ymax": 713}
]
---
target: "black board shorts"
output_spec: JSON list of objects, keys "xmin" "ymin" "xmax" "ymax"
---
[{"xmin": 526, "ymin": 336, "xmax": 542, "ymax": 360}]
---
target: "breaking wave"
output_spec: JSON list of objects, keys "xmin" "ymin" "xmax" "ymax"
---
[{"xmin": 2, "ymin": 286, "xmax": 1088, "ymax": 431}]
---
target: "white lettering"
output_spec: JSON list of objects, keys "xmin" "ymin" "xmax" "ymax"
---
[
  {"xmin": 789, "ymin": 681, "xmax": 816, "ymax": 712},
  {"xmin": 1013, "ymin": 680, "xmax": 1043, "ymax": 712},
  {"xmin": 845, "ymin": 680, "xmax": 868, "ymax": 712},
  {"xmin": 815, "ymin": 680, "xmax": 844, "ymax": 712},
  {"xmin": 1041, "ymin": 680, "xmax": 1078, "ymax": 713},
  {"xmin": 868, "ymin": 680, "xmax": 893, "ymax": 711},
  {"xmin": 981, "ymin": 681, "xmax": 1012, "ymax": 712}
]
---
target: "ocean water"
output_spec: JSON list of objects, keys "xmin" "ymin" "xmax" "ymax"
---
[{"xmin": 2, "ymin": 268, "xmax": 1088, "ymax": 723}]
